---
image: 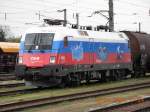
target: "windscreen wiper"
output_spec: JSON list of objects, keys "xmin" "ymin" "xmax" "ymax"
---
[
  {"xmin": 28, "ymin": 45, "xmax": 33, "ymax": 52},
  {"xmin": 27, "ymin": 34, "xmax": 37, "ymax": 52}
]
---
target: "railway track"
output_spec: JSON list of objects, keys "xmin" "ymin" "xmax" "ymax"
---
[
  {"xmin": 0, "ymin": 82, "xmax": 25, "ymax": 88},
  {"xmin": 0, "ymin": 74, "xmax": 16, "ymax": 81},
  {"xmin": 0, "ymin": 87, "xmax": 44, "ymax": 97},
  {"xmin": 0, "ymin": 80, "xmax": 150, "ymax": 97},
  {"xmin": 88, "ymin": 96, "xmax": 150, "ymax": 112},
  {"xmin": 0, "ymin": 82, "xmax": 150, "ymax": 112}
]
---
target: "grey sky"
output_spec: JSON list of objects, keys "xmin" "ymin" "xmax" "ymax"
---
[{"xmin": 0, "ymin": 0, "xmax": 150, "ymax": 36}]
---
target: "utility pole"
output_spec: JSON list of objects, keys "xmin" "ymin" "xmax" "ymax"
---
[
  {"xmin": 133, "ymin": 22, "xmax": 141, "ymax": 32},
  {"xmin": 76, "ymin": 13, "xmax": 79, "ymax": 29},
  {"xmin": 64, "ymin": 9, "xmax": 67, "ymax": 27},
  {"xmin": 138, "ymin": 22, "xmax": 141, "ymax": 32},
  {"xmin": 57, "ymin": 9, "xmax": 67, "ymax": 27},
  {"xmin": 0, "ymin": 12, "xmax": 7, "ymax": 21},
  {"xmin": 4, "ymin": 12, "xmax": 7, "ymax": 21},
  {"xmin": 109, "ymin": 0, "xmax": 114, "ymax": 32},
  {"xmin": 35, "ymin": 11, "xmax": 41, "ymax": 20},
  {"xmin": 88, "ymin": 0, "xmax": 114, "ymax": 32},
  {"xmin": 38, "ymin": 11, "xmax": 40, "ymax": 20}
]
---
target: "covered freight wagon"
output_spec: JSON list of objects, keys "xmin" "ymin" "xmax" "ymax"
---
[
  {"xmin": 124, "ymin": 31, "xmax": 150, "ymax": 75},
  {"xmin": 0, "ymin": 42, "xmax": 19, "ymax": 73}
]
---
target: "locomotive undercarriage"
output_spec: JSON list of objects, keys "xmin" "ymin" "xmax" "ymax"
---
[
  {"xmin": 15, "ymin": 63, "xmax": 135, "ymax": 87},
  {"xmin": 20, "ymin": 69, "xmax": 129, "ymax": 87}
]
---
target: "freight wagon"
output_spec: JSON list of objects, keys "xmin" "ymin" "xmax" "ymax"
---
[{"xmin": 0, "ymin": 42, "xmax": 19, "ymax": 73}]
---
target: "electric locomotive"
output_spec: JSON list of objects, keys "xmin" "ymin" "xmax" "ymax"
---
[{"xmin": 15, "ymin": 26, "xmax": 132, "ymax": 87}]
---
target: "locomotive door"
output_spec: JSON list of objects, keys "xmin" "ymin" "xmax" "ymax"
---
[{"xmin": 89, "ymin": 38, "xmax": 94, "ymax": 64}]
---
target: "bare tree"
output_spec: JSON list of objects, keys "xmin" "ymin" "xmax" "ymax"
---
[{"xmin": 0, "ymin": 27, "xmax": 6, "ymax": 42}]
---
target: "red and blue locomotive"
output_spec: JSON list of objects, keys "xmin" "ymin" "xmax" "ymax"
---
[{"xmin": 15, "ymin": 26, "xmax": 133, "ymax": 87}]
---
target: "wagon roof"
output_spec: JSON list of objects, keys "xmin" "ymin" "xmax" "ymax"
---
[{"xmin": 0, "ymin": 42, "xmax": 19, "ymax": 53}]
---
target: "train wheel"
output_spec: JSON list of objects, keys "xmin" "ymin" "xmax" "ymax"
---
[
  {"xmin": 74, "ymin": 79, "xmax": 81, "ymax": 86},
  {"xmin": 110, "ymin": 70, "xmax": 117, "ymax": 81},
  {"xmin": 100, "ymin": 71, "xmax": 106, "ymax": 82},
  {"xmin": 102, "ymin": 70, "xmax": 110, "ymax": 82},
  {"xmin": 65, "ymin": 74, "xmax": 72, "ymax": 86},
  {"xmin": 116, "ymin": 69, "xmax": 126, "ymax": 80},
  {"xmin": 86, "ymin": 73, "xmax": 91, "ymax": 84},
  {"xmin": 74, "ymin": 75, "xmax": 81, "ymax": 86},
  {"xmin": 58, "ymin": 76, "xmax": 67, "ymax": 88},
  {"xmin": 86, "ymin": 78, "xmax": 90, "ymax": 84},
  {"xmin": 37, "ymin": 86, "xmax": 44, "ymax": 89},
  {"xmin": 140, "ymin": 68, "xmax": 146, "ymax": 77},
  {"xmin": 133, "ymin": 69, "xmax": 141, "ymax": 78},
  {"xmin": 70, "ymin": 73, "xmax": 81, "ymax": 87}
]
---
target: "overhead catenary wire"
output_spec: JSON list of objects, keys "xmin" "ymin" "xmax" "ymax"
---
[
  {"xmin": 2, "ymin": 0, "xmax": 148, "ymax": 14},
  {"xmin": 0, "ymin": 0, "xmax": 109, "ymax": 15},
  {"xmin": 0, "ymin": 0, "xmax": 149, "ymax": 14},
  {"xmin": 119, "ymin": 1, "xmax": 150, "ymax": 9}
]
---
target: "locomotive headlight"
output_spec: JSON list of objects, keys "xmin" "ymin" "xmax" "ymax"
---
[
  {"xmin": 50, "ymin": 56, "xmax": 56, "ymax": 64},
  {"xmin": 18, "ymin": 56, "xmax": 23, "ymax": 64}
]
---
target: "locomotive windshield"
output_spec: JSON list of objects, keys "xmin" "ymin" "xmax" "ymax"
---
[{"xmin": 24, "ymin": 33, "xmax": 54, "ymax": 50}]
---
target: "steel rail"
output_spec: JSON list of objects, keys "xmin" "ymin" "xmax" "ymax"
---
[
  {"xmin": 0, "ymin": 82, "xmax": 150, "ymax": 112},
  {"xmin": 0, "ymin": 74, "xmax": 16, "ymax": 81},
  {"xmin": 0, "ymin": 83, "xmax": 25, "ymax": 88},
  {"xmin": 0, "ymin": 87, "xmax": 46, "ymax": 97}
]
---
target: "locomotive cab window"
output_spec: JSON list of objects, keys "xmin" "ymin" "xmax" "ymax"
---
[
  {"xmin": 24, "ymin": 33, "xmax": 54, "ymax": 50},
  {"xmin": 64, "ymin": 36, "xmax": 68, "ymax": 47}
]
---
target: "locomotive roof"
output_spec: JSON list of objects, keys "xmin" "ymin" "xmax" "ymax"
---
[
  {"xmin": 0, "ymin": 42, "xmax": 19, "ymax": 53},
  {"xmin": 22, "ymin": 26, "xmax": 129, "ymax": 43}
]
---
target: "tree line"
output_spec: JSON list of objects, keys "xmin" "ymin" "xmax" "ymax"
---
[{"xmin": 0, "ymin": 27, "xmax": 21, "ymax": 43}]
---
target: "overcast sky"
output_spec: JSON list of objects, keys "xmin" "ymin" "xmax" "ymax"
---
[{"xmin": 0, "ymin": 0, "xmax": 150, "ymax": 37}]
